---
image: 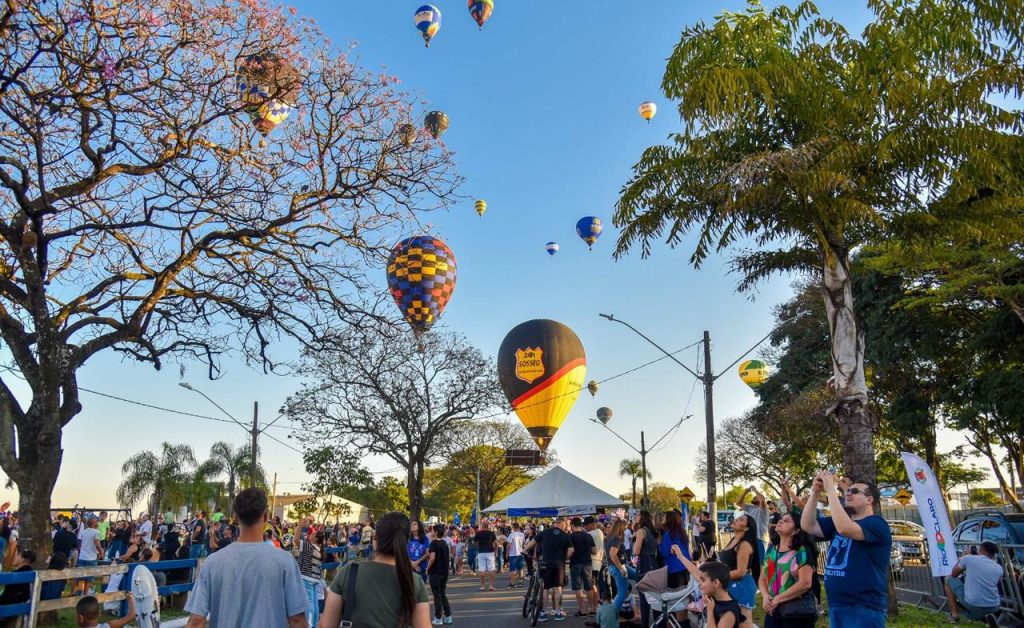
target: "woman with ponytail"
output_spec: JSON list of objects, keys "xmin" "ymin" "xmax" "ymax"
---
[{"xmin": 319, "ymin": 512, "xmax": 431, "ymax": 627}]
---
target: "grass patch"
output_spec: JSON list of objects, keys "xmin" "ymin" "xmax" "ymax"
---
[{"xmin": 747, "ymin": 594, "xmax": 987, "ymax": 627}]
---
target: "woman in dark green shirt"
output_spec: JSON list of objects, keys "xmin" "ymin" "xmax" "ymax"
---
[{"xmin": 320, "ymin": 512, "xmax": 431, "ymax": 627}]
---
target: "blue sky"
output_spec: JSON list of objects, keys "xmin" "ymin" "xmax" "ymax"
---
[{"xmin": 3, "ymin": 1, "xmax": 979, "ymax": 511}]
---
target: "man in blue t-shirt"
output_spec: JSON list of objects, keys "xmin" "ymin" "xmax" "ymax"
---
[{"xmin": 801, "ymin": 470, "xmax": 892, "ymax": 628}]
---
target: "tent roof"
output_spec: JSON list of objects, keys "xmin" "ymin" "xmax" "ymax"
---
[{"xmin": 484, "ymin": 465, "xmax": 626, "ymax": 512}]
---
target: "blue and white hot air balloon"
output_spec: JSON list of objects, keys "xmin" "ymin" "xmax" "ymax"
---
[
  {"xmin": 414, "ymin": 5, "xmax": 442, "ymax": 47},
  {"xmin": 545, "ymin": 242, "xmax": 559, "ymax": 256},
  {"xmin": 575, "ymin": 217, "xmax": 602, "ymax": 250}
]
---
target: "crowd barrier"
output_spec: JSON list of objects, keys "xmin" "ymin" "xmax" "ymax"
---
[{"xmin": 0, "ymin": 558, "xmax": 198, "ymax": 627}]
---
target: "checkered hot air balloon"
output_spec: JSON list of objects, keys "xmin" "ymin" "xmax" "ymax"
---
[
  {"xmin": 235, "ymin": 53, "xmax": 300, "ymax": 135},
  {"xmin": 386, "ymin": 236, "xmax": 457, "ymax": 334}
]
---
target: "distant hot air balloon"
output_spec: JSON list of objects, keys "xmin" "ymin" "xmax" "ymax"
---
[
  {"xmin": 424, "ymin": 111, "xmax": 449, "ymax": 140},
  {"xmin": 385, "ymin": 236, "xmax": 457, "ymax": 334},
  {"xmin": 475, "ymin": 199, "xmax": 487, "ymax": 217},
  {"xmin": 596, "ymin": 406, "xmax": 613, "ymax": 425},
  {"xmin": 398, "ymin": 123, "xmax": 418, "ymax": 147},
  {"xmin": 414, "ymin": 5, "xmax": 442, "ymax": 47},
  {"xmin": 498, "ymin": 319, "xmax": 586, "ymax": 452},
  {"xmin": 639, "ymin": 101, "xmax": 657, "ymax": 122},
  {"xmin": 738, "ymin": 359, "xmax": 769, "ymax": 390},
  {"xmin": 545, "ymin": 242, "xmax": 559, "ymax": 256},
  {"xmin": 587, "ymin": 380, "xmax": 599, "ymax": 397},
  {"xmin": 235, "ymin": 53, "xmax": 300, "ymax": 135},
  {"xmin": 468, "ymin": 0, "xmax": 493, "ymax": 29},
  {"xmin": 576, "ymin": 217, "xmax": 602, "ymax": 249}
]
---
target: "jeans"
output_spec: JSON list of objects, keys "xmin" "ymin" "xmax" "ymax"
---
[
  {"xmin": 828, "ymin": 605, "xmax": 886, "ymax": 628},
  {"xmin": 609, "ymin": 565, "xmax": 630, "ymax": 610},
  {"xmin": 467, "ymin": 548, "xmax": 478, "ymax": 572},
  {"xmin": 189, "ymin": 544, "xmax": 207, "ymax": 559},
  {"xmin": 302, "ymin": 578, "xmax": 320, "ymax": 628},
  {"xmin": 106, "ymin": 540, "xmax": 125, "ymax": 560},
  {"xmin": 496, "ymin": 546, "xmax": 504, "ymax": 571},
  {"xmin": 429, "ymin": 573, "xmax": 451, "ymax": 618}
]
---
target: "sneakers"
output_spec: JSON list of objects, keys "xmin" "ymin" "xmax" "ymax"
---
[
  {"xmin": 443, "ymin": 617, "xmax": 453, "ymax": 625},
  {"xmin": 432, "ymin": 618, "xmax": 442, "ymax": 626},
  {"xmin": 553, "ymin": 610, "xmax": 566, "ymax": 622},
  {"xmin": 537, "ymin": 611, "xmax": 549, "ymax": 622}
]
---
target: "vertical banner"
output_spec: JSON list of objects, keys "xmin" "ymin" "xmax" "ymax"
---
[
  {"xmin": 901, "ymin": 451, "xmax": 955, "ymax": 577},
  {"xmin": 470, "ymin": 506, "xmax": 478, "ymax": 527},
  {"xmin": 453, "ymin": 512, "xmax": 461, "ymax": 527},
  {"xmin": 680, "ymin": 502, "xmax": 690, "ymax": 528}
]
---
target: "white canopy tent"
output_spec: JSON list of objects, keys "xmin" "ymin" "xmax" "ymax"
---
[{"xmin": 484, "ymin": 465, "xmax": 626, "ymax": 516}]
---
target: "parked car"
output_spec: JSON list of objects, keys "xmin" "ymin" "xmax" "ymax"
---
[
  {"xmin": 717, "ymin": 510, "xmax": 736, "ymax": 533},
  {"xmin": 890, "ymin": 542, "xmax": 904, "ymax": 579},
  {"xmin": 887, "ymin": 519, "xmax": 927, "ymax": 562},
  {"xmin": 950, "ymin": 511, "xmax": 1024, "ymax": 566}
]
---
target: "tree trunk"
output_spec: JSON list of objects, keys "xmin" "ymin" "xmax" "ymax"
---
[
  {"xmin": 408, "ymin": 461, "xmax": 424, "ymax": 521},
  {"xmin": 820, "ymin": 245, "xmax": 877, "ymax": 484},
  {"xmin": 631, "ymin": 478, "xmax": 637, "ymax": 508},
  {"xmin": 8, "ymin": 413, "xmax": 64, "ymax": 567}
]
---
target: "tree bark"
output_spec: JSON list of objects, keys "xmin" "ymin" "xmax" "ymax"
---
[
  {"xmin": 408, "ymin": 460, "xmax": 425, "ymax": 521},
  {"xmin": 820, "ymin": 245, "xmax": 877, "ymax": 484},
  {"xmin": 10, "ymin": 411, "xmax": 64, "ymax": 566},
  {"xmin": 631, "ymin": 478, "xmax": 638, "ymax": 508}
]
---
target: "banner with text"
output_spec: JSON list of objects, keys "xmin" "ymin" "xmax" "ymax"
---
[{"xmin": 901, "ymin": 451, "xmax": 955, "ymax": 577}]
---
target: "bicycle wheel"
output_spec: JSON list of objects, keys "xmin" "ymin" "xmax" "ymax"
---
[
  {"xmin": 530, "ymin": 581, "xmax": 543, "ymax": 626},
  {"xmin": 521, "ymin": 575, "xmax": 533, "ymax": 617}
]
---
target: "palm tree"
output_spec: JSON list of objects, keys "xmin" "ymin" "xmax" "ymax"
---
[
  {"xmin": 618, "ymin": 458, "xmax": 651, "ymax": 508},
  {"xmin": 206, "ymin": 442, "xmax": 266, "ymax": 505},
  {"xmin": 117, "ymin": 443, "xmax": 197, "ymax": 515}
]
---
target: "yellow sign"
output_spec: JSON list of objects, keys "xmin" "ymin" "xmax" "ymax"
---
[
  {"xmin": 514, "ymin": 347, "xmax": 545, "ymax": 383},
  {"xmin": 679, "ymin": 487, "xmax": 695, "ymax": 504},
  {"xmin": 894, "ymin": 489, "xmax": 912, "ymax": 506}
]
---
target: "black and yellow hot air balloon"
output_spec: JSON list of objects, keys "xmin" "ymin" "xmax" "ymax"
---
[
  {"xmin": 738, "ymin": 359, "xmax": 769, "ymax": 390},
  {"xmin": 475, "ymin": 199, "xmax": 487, "ymax": 217},
  {"xmin": 424, "ymin": 111, "xmax": 449, "ymax": 140},
  {"xmin": 497, "ymin": 319, "xmax": 586, "ymax": 452}
]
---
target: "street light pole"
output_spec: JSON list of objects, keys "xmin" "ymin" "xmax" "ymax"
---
[
  {"xmin": 639, "ymin": 431, "xmax": 648, "ymax": 510},
  {"xmin": 590, "ymin": 414, "xmax": 690, "ymax": 509}
]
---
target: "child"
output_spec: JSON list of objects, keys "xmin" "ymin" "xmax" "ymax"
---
[
  {"xmin": 75, "ymin": 595, "xmax": 135, "ymax": 628},
  {"xmin": 670, "ymin": 545, "xmax": 752, "ymax": 628},
  {"xmin": 594, "ymin": 588, "xmax": 618, "ymax": 628}
]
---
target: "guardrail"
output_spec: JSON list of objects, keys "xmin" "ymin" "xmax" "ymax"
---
[{"xmin": 0, "ymin": 559, "xmax": 199, "ymax": 627}]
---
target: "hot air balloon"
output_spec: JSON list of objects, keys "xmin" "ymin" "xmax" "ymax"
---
[
  {"xmin": 468, "ymin": 0, "xmax": 493, "ymax": 29},
  {"xmin": 587, "ymin": 380, "xmax": 599, "ymax": 397},
  {"xmin": 576, "ymin": 217, "xmax": 602, "ymax": 249},
  {"xmin": 414, "ymin": 5, "xmax": 442, "ymax": 47},
  {"xmin": 596, "ymin": 407, "xmax": 613, "ymax": 425},
  {"xmin": 475, "ymin": 199, "xmax": 487, "ymax": 217},
  {"xmin": 498, "ymin": 319, "xmax": 586, "ymax": 452},
  {"xmin": 639, "ymin": 101, "xmax": 657, "ymax": 122},
  {"xmin": 398, "ymin": 123, "xmax": 418, "ymax": 147},
  {"xmin": 545, "ymin": 242, "xmax": 559, "ymax": 256},
  {"xmin": 738, "ymin": 359, "xmax": 769, "ymax": 390},
  {"xmin": 424, "ymin": 111, "xmax": 449, "ymax": 140},
  {"xmin": 235, "ymin": 53, "xmax": 300, "ymax": 135},
  {"xmin": 385, "ymin": 236, "xmax": 457, "ymax": 334}
]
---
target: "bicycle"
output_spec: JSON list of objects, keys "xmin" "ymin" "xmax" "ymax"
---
[
  {"xmin": 521, "ymin": 571, "xmax": 537, "ymax": 618},
  {"xmin": 525, "ymin": 561, "xmax": 548, "ymax": 626}
]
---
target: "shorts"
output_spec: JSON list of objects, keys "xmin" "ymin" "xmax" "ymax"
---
[
  {"xmin": 508, "ymin": 555, "xmax": 525, "ymax": 572},
  {"xmin": 542, "ymin": 563, "xmax": 565, "ymax": 590},
  {"xmin": 76, "ymin": 559, "xmax": 98, "ymax": 582},
  {"xmin": 728, "ymin": 573, "xmax": 756, "ymax": 609},
  {"xmin": 570, "ymin": 564, "xmax": 593, "ymax": 591},
  {"xmin": 948, "ymin": 577, "xmax": 1000, "ymax": 620},
  {"xmin": 477, "ymin": 552, "xmax": 496, "ymax": 572}
]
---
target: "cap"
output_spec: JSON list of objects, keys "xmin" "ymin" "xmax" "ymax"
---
[{"xmin": 582, "ymin": 516, "xmax": 597, "ymax": 525}]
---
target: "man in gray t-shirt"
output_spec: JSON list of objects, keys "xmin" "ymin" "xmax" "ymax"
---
[
  {"xmin": 735, "ymin": 486, "xmax": 770, "ymax": 549},
  {"xmin": 185, "ymin": 488, "xmax": 308, "ymax": 627}
]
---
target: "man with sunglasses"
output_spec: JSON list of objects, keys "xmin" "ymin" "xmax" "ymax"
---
[{"xmin": 801, "ymin": 471, "xmax": 892, "ymax": 628}]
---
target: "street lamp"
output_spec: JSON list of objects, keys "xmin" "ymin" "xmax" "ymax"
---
[
  {"xmin": 589, "ymin": 407, "xmax": 692, "ymax": 509},
  {"xmin": 599, "ymin": 313, "xmax": 779, "ymax": 528}
]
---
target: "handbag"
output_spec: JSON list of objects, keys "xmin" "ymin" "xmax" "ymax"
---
[
  {"xmin": 339, "ymin": 562, "xmax": 360, "ymax": 627},
  {"xmin": 778, "ymin": 590, "xmax": 818, "ymax": 618}
]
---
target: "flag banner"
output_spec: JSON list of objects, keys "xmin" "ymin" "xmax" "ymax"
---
[
  {"xmin": 506, "ymin": 505, "xmax": 596, "ymax": 518},
  {"xmin": 901, "ymin": 451, "xmax": 955, "ymax": 577}
]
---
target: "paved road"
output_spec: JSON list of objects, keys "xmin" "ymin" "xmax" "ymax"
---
[{"xmin": 444, "ymin": 570, "xmax": 597, "ymax": 627}]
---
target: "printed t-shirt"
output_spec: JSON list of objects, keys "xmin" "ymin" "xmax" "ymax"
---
[
  {"xmin": 762, "ymin": 544, "xmax": 811, "ymax": 596},
  {"xmin": 329, "ymin": 561, "xmax": 429, "ymax": 627},
  {"xmin": 817, "ymin": 515, "xmax": 892, "ymax": 611},
  {"xmin": 569, "ymin": 531, "xmax": 595, "ymax": 567}
]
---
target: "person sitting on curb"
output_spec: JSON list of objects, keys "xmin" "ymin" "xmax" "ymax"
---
[{"xmin": 943, "ymin": 541, "xmax": 1003, "ymax": 624}]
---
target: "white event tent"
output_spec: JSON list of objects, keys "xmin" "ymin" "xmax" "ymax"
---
[{"xmin": 484, "ymin": 465, "xmax": 626, "ymax": 517}]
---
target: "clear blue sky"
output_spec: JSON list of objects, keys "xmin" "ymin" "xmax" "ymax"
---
[{"xmin": 3, "ymin": 1, "xmax": 978, "ymax": 511}]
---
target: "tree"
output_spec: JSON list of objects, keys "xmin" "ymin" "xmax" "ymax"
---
[
  {"xmin": 206, "ymin": 441, "xmax": 266, "ymax": 506},
  {"xmin": 618, "ymin": 459, "xmax": 651, "ymax": 508},
  {"xmin": 286, "ymin": 324, "xmax": 504, "ymax": 520},
  {"xmin": 0, "ymin": 0, "xmax": 459, "ymax": 555},
  {"xmin": 613, "ymin": 0, "xmax": 1021, "ymax": 489},
  {"xmin": 116, "ymin": 443, "xmax": 197, "ymax": 515},
  {"xmin": 647, "ymin": 483, "xmax": 682, "ymax": 514},
  {"xmin": 296, "ymin": 447, "xmax": 372, "ymax": 523},
  {"xmin": 968, "ymin": 489, "xmax": 1003, "ymax": 508}
]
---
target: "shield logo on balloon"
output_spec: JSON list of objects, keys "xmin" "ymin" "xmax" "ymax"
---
[{"xmin": 514, "ymin": 347, "xmax": 545, "ymax": 384}]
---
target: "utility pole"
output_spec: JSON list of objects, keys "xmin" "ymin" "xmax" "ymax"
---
[
  {"xmin": 476, "ymin": 467, "xmax": 481, "ymax": 523},
  {"xmin": 271, "ymin": 472, "xmax": 278, "ymax": 519},
  {"xmin": 251, "ymin": 401, "xmax": 259, "ymax": 486},
  {"xmin": 639, "ymin": 432, "xmax": 649, "ymax": 510},
  {"xmin": 703, "ymin": 331, "xmax": 717, "ymax": 528}
]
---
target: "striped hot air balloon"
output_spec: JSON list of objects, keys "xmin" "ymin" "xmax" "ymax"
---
[
  {"xmin": 475, "ymin": 199, "xmax": 487, "ymax": 217},
  {"xmin": 498, "ymin": 319, "xmax": 586, "ymax": 452},
  {"xmin": 468, "ymin": 0, "xmax": 494, "ymax": 29}
]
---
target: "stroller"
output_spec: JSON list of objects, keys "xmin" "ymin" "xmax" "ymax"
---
[{"xmin": 634, "ymin": 567, "xmax": 704, "ymax": 628}]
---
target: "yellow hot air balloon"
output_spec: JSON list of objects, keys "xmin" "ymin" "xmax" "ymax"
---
[
  {"xmin": 639, "ymin": 101, "xmax": 657, "ymax": 122},
  {"xmin": 498, "ymin": 319, "xmax": 586, "ymax": 452},
  {"xmin": 738, "ymin": 359, "xmax": 769, "ymax": 389},
  {"xmin": 475, "ymin": 199, "xmax": 487, "ymax": 217}
]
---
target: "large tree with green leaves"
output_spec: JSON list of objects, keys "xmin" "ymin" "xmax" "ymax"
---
[
  {"xmin": 618, "ymin": 458, "xmax": 651, "ymax": 508},
  {"xmin": 614, "ymin": 0, "xmax": 1022, "ymax": 485},
  {"xmin": 116, "ymin": 442, "xmax": 197, "ymax": 515}
]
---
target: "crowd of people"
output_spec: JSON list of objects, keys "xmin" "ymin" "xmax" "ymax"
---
[{"xmin": 0, "ymin": 468, "xmax": 1010, "ymax": 627}]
